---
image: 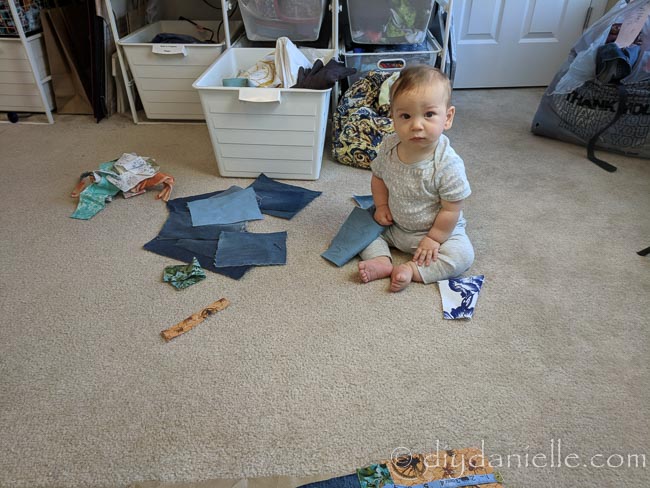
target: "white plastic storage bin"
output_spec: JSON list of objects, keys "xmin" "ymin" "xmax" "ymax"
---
[
  {"xmin": 118, "ymin": 20, "xmax": 240, "ymax": 120},
  {"xmin": 346, "ymin": 0, "xmax": 435, "ymax": 45},
  {"xmin": 193, "ymin": 47, "xmax": 333, "ymax": 180},
  {"xmin": 343, "ymin": 32, "xmax": 441, "ymax": 85},
  {"xmin": 0, "ymin": 34, "xmax": 54, "ymax": 113},
  {"xmin": 239, "ymin": 0, "xmax": 326, "ymax": 42}
]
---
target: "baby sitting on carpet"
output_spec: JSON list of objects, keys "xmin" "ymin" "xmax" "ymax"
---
[{"xmin": 358, "ymin": 65, "xmax": 474, "ymax": 292}]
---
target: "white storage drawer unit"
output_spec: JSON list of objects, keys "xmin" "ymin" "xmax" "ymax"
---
[
  {"xmin": 239, "ymin": 0, "xmax": 327, "ymax": 41},
  {"xmin": 193, "ymin": 47, "xmax": 333, "ymax": 180},
  {"xmin": 0, "ymin": 34, "xmax": 54, "ymax": 113},
  {"xmin": 118, "ymin": 20, "xmax": 240, "ymax": 120},
  {"xmin": 346, "ymin": 0, "xmax": 435, "ymax": 45}
]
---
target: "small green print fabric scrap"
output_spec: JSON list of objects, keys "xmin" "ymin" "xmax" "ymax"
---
[
  {"xmin": 357, "ymin": 463, "xmax": 393, "ymax": 488},
  {"xmin": 163, "ymin": 257, "xmax": 206, "ymax": 290}
]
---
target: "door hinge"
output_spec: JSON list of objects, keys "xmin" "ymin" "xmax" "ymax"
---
[{"xmin": 583, "ymin": 6, "xmax": 593, "ymax": 30}]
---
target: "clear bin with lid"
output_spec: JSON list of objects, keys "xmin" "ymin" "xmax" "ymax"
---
[
  {"xmin": 239, "ymin": 0, "xmax": 327, "ymax": 42},
  {"xmin": 346, "ymin": 0, "xmax": 435, "ymax": 45},
  {"xmin": 343, "ymin": 31, "xmax": 441, "ymax": 85}
]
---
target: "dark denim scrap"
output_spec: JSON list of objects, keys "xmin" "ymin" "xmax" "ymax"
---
[
  {"xmin": 143, "ymin": 237, "xmax": 250, "ymax": 280},
  {"xmin": 297, "ymin": 474, "xmax": 361, "ymax": 488},
  {"xmin": 321, "ymin": 205, "xmax": 385, "ymax": 267},
  {"xmin": 214, "ymin": 231, "xmax": 287, "ymax": 268},
  {"xmin": 596, "ymin": 43, "xmax": 641, "ymax": 84},
  {"xmin": 247, "ymin": 173, "xmax": 322, "ymax": 219}
]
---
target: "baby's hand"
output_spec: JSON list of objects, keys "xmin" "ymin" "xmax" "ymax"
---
[
  {"xmin": 374, "ymin": 205, "xmax": 393, "ymax": 226},
  {"xmin": 413, "ymin": 236, "xmax": 440, "ymax": 266}
]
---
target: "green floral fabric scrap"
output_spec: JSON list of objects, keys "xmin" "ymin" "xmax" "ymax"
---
[
  {"xmin": 70, "ymin": 162, "xmax": 121, "ymax": 220},
  {"xmin": 357, "ymin": 463, "xmax": 393, "ymax": 488},
  {"xmin": 163, "ymin": 257, "xmax": 206, "ymax": 290}
]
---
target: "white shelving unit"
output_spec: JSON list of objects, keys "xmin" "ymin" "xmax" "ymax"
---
[
  {"xmin": 103, "ymin": 0, "xmax": 243, "ymax": 124},
  {"xmin": 439, "ymin": 0, "xmax": 453, "ymax": 74},
  {"xmin": 0, "ymin": 0, "xmax": 54, "ymax": 123}
]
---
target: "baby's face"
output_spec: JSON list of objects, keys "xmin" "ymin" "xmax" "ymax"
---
[{"xmin": 391, "ymin": 83, "xmax": 455, "ymax": 154}]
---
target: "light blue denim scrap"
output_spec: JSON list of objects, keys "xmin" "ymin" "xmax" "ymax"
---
[{"xmin": 187, "ymin": 186, "xmax": 263, "ymax": 226}]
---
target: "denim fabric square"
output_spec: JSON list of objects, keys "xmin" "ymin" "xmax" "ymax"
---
[
  {"xmin": 352, "ymin": 194, "xmax": 374, "ymax": 209},
  {"xmin": 144, "ymin": 237, "xmax": 250, "ymax": 280},
  {"xmin": 187, "ymin": 186, "xmax": 263, "ymax": 226},
  {"xmin": 298, "ymin": 474, "xmax": 361, "ymax": 488},
  {"xmin": 247, "ymin": 173, "xmax": 322, "ymax": 219},
  {"xmin": 166, "ymin": 187, "xmax": 238, "ymax": 212},
  {"xmin": 321, "ymin": 206, "xmax": 385, "ymax": 267},
  {"xmin": 214, "ymin": 231, "xmax": 287, "ymax": 267},
  {"xmin": 439, "ymin": 275, "xmax": 485, "ymax": 320},
  {"xmin": 159, "ymin": 187, "xmax": 247, "ymax": 239}
]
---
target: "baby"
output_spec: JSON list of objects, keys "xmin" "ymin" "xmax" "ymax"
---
[{"xmin": 358, "ymin": 65, "xmax": 474, "ymax": 292}]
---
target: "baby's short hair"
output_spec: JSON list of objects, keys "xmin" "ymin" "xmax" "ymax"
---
[{"xmin": 389, "ymin": 65, "xmax": 452, "ymax": 107}]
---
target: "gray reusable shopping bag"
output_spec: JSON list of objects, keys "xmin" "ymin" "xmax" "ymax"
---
[{"xmin": 531, "ymin": 0, "xmax": 650, "ymax": 171}]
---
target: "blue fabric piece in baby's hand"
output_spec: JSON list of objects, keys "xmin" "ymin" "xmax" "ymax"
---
[
  {"xmin": 352, "ymin": 194, "xmax": 374, "ymax": 209},
  {"xmin": 321, "ymin": 206, "xmax": 385, "ymax": 267}
]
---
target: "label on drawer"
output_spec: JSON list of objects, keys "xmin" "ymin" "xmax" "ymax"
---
[{"xmin": 152, "ymin": 44, "xmax": 187, "ymax": 56}]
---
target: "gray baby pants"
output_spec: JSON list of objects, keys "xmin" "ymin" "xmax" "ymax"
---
[{"xmin": 359, "ymin": 222, "xmax": 474, "ymax": 284}]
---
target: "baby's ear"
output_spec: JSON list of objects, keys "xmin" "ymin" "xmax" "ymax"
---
[{"xmin": 445, "ymin": 105, "xmax": 456, "ymax": 129}]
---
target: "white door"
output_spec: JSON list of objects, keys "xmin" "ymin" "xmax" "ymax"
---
[{"xmin": 451, "ymin": 0, "xmax": 608, "ymax": 88}]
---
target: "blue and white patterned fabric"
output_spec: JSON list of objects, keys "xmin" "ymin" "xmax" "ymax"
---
[{"xmin": 438, "ymin": 275, "xmax": 485, "ymax": 320}]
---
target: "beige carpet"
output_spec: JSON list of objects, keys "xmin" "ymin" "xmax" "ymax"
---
[{"xmin": 0, "ymin": 88, "xmax": 648, "ymax": 488}]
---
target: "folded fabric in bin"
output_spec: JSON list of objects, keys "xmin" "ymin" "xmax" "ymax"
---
[
  {"xmin": 292, "ymin": 59, "xmax": 357, "ymax": 90},
  {"xmin": 275, "ymin": 37, "xmax": 313, "ymax": 87},
  {"xmin": 238, "ymin": 37, "xmax": 321, "ymax": 88},
  {"xmin": 150, "ymin": 33, "xmax": 215, "ymax": 44}
]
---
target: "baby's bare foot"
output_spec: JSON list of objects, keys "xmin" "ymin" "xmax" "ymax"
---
[
  {"xmin": 390, "ymin": 263, "xmax": 414, "ymax": 292},
  {"xmin": 358, "ymin": 257, "xmax": 393, "ymax": 283}
]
